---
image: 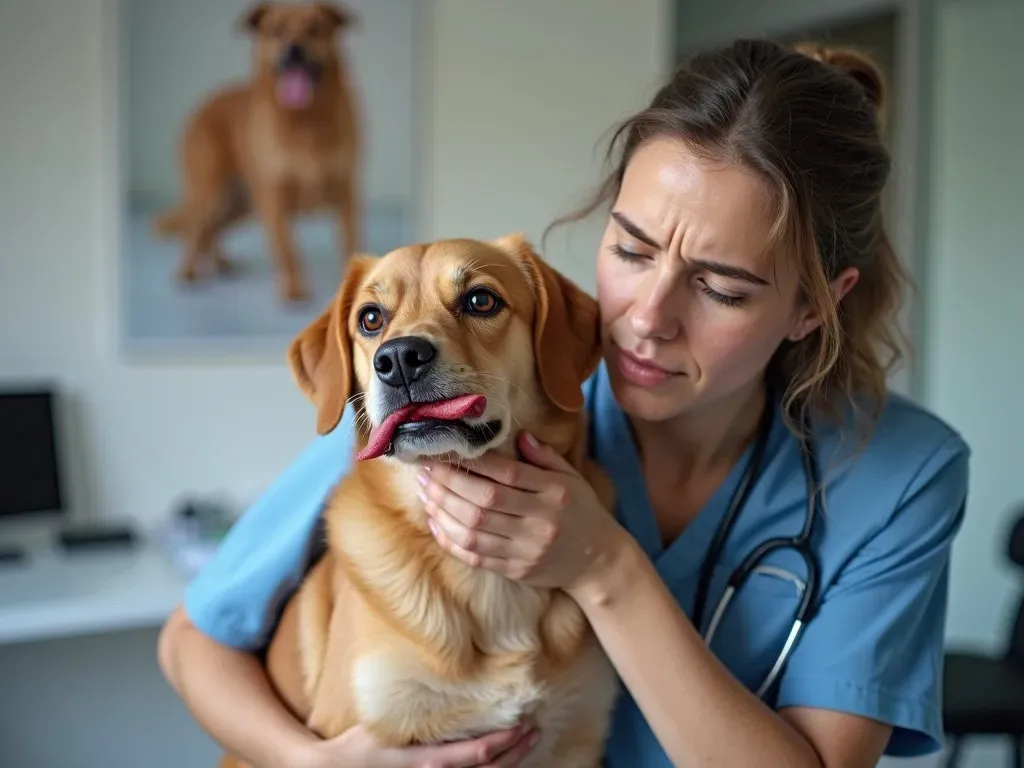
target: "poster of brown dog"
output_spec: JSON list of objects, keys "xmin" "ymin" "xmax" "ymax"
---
[{"xmin": 119, "ymin": 0, "xmax": 419, "ymax": 355}]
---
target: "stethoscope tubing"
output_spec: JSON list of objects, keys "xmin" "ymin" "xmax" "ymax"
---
[{"xmin": 694, "ymin": 395, "xmax": 824, "ymax": 700}]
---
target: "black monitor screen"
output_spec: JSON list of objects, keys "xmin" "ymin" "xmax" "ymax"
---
[{"xmin": 0, "ymin": 389, "xmax": 64, "ymax": 517}]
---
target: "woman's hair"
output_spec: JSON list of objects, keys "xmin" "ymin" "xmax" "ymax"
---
[{"xmin": 549, "ymin": 38, "xmax": 909, "ymax": 439}]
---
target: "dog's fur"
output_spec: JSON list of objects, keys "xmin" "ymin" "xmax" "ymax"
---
[
  {"xmin": 219, "ymin": 235, "xmax": 620, "ymax": 767},
  {"xmin": 153, "ymin": 1, "xmax": 361, "ymax": 304}
]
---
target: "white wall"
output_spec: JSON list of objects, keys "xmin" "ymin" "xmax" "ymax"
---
[
  {"xmin": 0, "ymin": 1, "xmax": 670, "ymax": 766},
  {"xmin": 920, "ymin": 2, "xmax": 1024, "ymax": 763}
]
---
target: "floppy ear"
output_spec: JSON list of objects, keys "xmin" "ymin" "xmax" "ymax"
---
[
  {"xmin": 494, "ymin": 233, "xmax": 602, "ymax": 412},
  {"xmin": 287, "ymin": 256, "xmax": 373, "ymax": 434},
  {"xmin": 317, "ymin": 2, "xmax": 358, "ymax": 32},
  {"xmin": 238, "ymin": 2, "xmax": 270, "ymax": 34}
]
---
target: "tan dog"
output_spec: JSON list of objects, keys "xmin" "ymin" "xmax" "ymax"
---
[
  {"xmin": 219, "ymin": 235, "xmax": 620, "ymax": 768},
  {"xmin": 152, "ymin": 1, "xmax": 362, "ymax": 304}
]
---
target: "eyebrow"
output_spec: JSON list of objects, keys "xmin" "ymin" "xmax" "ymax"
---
[{"xmin": 611, "ymin": 211, "xmax": 771, "ymax": 287}]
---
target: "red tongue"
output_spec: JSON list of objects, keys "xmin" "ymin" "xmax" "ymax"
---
[{"xmin": 356, "ymin": 394, "xmax": 487, "ymax": 461}]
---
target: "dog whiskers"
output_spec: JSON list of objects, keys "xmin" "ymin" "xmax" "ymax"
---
[{"xmin": 471, "ymin": 377, "xmax": 522, "ymax": 432}]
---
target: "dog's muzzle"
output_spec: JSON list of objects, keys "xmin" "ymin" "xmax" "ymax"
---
[
  {"xmin": 373, "ymin": 336, "xmax": 437, "ymax": 390},
  {"xmin": 356, "ymin": 334, "xmax": 503, "ymax": 462},
  {"xmin": 275, "ymin": 44, "xmax": 321, "ymax": 109}
]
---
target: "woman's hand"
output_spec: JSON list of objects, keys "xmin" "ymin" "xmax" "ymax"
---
[
  {"xmin": 417, "ymin": 431, "xmax": 625, "ymax": 598},
  {"xmin": 298, "ymin": 719, "xmax": 539, "ymax": 768}
]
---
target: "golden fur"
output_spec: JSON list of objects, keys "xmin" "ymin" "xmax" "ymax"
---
[
  {"xmin": 153, "ymin": 1, "xmax": 361, "ymax": 303},
  {"xmin": 219, "ymin": 234, "xmax": 620, "ymax": 767}
]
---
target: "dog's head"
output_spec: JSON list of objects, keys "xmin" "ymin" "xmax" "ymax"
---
[
  {"xmin": 287, "ymin": 235, "xmax": 602, "ymax": 464},
  {"xmin": 240, "ymin": 1, "xmax": 356, "ymax": 111}
]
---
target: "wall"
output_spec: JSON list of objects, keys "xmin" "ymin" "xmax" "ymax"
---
[
  {"xmin": 920, "ymin": 0, "xmax": 1024, "ymax": 763},
  {"xmin": 0, "ymin": 0, "xmax": 670, "ymax": 766}
]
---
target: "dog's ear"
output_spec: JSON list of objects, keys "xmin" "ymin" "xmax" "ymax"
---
[
  {"xmin": 317, "ymin": 2, "xmax": 358, "ymax": 32},
  {"xmin": 239, "ymin": 2, "xmax": 271, "ymax": 34},
  {"xmin": 287, "ymin": 255, "xmax": 373, "ymax": 434},
  {"xmin": 494, "ymin": 233, "xmax": 602, "ymax": 412}
]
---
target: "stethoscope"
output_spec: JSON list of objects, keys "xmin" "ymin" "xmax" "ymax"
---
[{"xmin": 690, "ymin": 392, "xmax": 823, "ymax": 700}]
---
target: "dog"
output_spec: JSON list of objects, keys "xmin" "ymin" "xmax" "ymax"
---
[
  {"xmin": 152, "ymin": 1, "xmax": 362, "ymax": 304},
  {"xmin": 218, "ymin": 234, "xmax": 621, "ymax": 767}
]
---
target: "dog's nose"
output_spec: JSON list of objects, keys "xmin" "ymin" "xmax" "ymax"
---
[
  {"xmin": 283, "ymin": 43, "xmax": 307, "ymax": 66},
  {"xmin": 373, "ymin": 336, "xmax": 437, "ymax": 388}
]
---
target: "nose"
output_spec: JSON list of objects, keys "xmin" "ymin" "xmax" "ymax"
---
[
  {"xmin": 283, "ymin": 43, "xmax": 307, "ymax": 66},
  {"xmin": 373, "ymin": 336, "xmax": 437, "ymax": 388},
  {"xmin": 631, "ymin": 271, "xmax": 681, "ymax": 341}
]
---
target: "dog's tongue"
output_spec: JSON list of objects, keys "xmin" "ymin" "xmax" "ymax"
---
[
  {"xmin": 277, "ymin": 70, "xmax": 314, "ymax": 109},
  {"xmin": 356, "ymin": 395, "xmax": 487, "ymax": 461}
]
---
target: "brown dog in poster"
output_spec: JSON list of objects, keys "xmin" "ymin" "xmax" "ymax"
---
[
  {"xmin": 152, "ymin": 1, "xmax": 362, "ymax": 304},
  {"xmin": 217, "ymin": 234, "xmax": 621, "ymax": 768}
]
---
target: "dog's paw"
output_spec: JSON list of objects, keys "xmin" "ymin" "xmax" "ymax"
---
[
  {"xmin": 176, "ymin": 265, "xmax": 199, "ymax": 284},
  {"xmin": 213, "ymin": 255, "xmax": 242, "ymax": 278}
]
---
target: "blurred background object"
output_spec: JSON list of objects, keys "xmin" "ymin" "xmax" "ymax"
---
[{"xmin": 0, "ymin": 0, "xmax": 1020, "ymax": 766}]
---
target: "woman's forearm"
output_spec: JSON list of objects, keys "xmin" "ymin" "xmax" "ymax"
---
[
  {"xmin": 157, "ymin": 606, "xmax": 319, "ymax": 768},
  {"xmin": 571, "ymin": 539, "xmax": 824, "ymax": 768}
]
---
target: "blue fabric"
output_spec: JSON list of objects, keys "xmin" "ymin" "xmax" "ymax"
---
[
  {"xmin": 184, "ymin": 406, "xmax": 357, "ymax": 651},
  {"xmin": 184, "ymin": 361, "xmax": 969, "ymax": 763}
]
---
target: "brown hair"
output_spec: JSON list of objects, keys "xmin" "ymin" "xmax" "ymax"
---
[{"xmin": 548, "ymin": 38, "xmax": 909, "ymax": 439}]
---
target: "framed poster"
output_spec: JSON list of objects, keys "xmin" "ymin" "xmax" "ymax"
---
[{"xmin": 117, "ymin": 0, "xmax": 421, "ymax": 356}]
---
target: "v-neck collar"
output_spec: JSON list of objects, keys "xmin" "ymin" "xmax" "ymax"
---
[{"xmin": 589, "ymin": 363, "xmax": 782, "ymax": 588}]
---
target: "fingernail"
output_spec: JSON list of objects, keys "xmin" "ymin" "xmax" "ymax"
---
[
  {"xmin": 528, "ymin": 730, "xmax": 541, "ymax": 748},
  {"xmin": 418, "ymin": 489, "xmax": 428, "ymax": 505},
  {"xmin": 428, "ymin": 518, "xmax": 440, "ymax": 538},
  {"xmin": 523, "ymin": 432, "xmax": 539, "ymax": 449},
  {"xmin": 416, "ymin": 471, "xmax": 429, "ymax": 487}
]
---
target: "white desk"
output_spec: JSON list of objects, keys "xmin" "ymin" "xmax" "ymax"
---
[{"xmin": 0, "ymin": 542, "xmax": 192, "ymax": 645}]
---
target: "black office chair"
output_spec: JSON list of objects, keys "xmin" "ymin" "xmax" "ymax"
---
[{"xmin": 943, "ymin": 505, "xmax": 1024, "ymax": 767}]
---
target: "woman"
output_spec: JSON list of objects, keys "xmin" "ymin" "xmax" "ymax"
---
[{"xmin": 158, "ymin": 38, "xmax": 969, "ymax": 768}]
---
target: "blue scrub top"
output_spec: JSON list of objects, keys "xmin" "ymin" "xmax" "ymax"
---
[{"xmin": 185, "ymin": 361, "xmax": 969, "ymax": 764}]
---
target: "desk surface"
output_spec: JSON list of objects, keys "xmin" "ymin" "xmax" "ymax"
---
[{"xmin": 0, "ymin": 543, "xmax": 192, "ymax": 645}]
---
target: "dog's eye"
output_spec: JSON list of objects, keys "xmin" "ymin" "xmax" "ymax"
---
[
  {"xmin": 358, "ymin": 306, "xmax": 385, "ymax": 334},
  {"xmin": 463, "ymin": 288, "xmax": 502, "ymax": 317}
]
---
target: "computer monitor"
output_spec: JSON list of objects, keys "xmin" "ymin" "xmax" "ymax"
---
[{"xmin": 0, "ymin": 387, "xmax": 65, "ymax": 520}]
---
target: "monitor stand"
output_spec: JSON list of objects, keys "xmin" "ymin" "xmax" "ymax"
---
[{"xmin": 55, "ymin": 520, "xmax": 138, "ymax": 553}]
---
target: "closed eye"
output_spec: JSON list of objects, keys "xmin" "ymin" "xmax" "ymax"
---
[
  {"xmin": 699, "ymin": 280, "xmax": 746, "ymax": 308},
  {"xmin": 610, "ymin": 244, "xmax": 649, "ymax": 264}
]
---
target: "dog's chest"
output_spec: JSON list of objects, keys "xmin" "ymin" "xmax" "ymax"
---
[
  {"xmin": 253, "ymin": 119, "xmax": 352, "ymax": 201},
  {"xmin": 351, "ymin": 573, "xmax": 553, "ymax": 742}
]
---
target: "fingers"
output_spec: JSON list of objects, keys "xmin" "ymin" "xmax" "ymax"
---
[
  {"xmin": 516, "ymin": 431, "xmax": 578, "ymax": 476},
  {"xmin": 418, "ymin": 463, "xmax": 534, "ymax": 518},
  {"xmin": 427, "ymin": 514, "xmax": 510, "ymax": 573},
  {"xmin": 420, "ymin": 473, "xmax": 521, "ymax": 538},
  {"xmin": 426, "ymin": 501, "xmax": 534, "ymax": 561},
  {"xmin": 490, "ymin": 727, "xmax": 542, "ymax": 767},
  {"xmin": 425, "ymin": 451, "xmax": 551, "ymax": 493},
  {"xmin": 400, "ymin": 719, "xmax": 538, "ymax": 768}
]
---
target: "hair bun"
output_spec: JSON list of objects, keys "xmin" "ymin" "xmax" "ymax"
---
[{"xmin": 793, "ymin": 42, "xmax": 888, "ymax": 113}]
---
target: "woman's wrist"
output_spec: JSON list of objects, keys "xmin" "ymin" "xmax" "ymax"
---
[
  {"xmin": 569, "ymin": 524, "xmax": 648, "ymax": 610},
  {"xmin": 283, "ymin": 734, "xmax": 331, "ymax": 768}
]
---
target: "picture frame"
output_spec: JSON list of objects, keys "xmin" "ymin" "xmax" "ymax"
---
[{"xmin": 114, "ymin": 0, "xmax": 424, "ymax": 358}]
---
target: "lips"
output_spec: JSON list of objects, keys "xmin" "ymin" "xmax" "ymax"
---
[
  {"xmin": 615, "ymin": 346, "xmax": 681, "ymax": 387},
  {"xmin": 356, "ymin": 394, "xmax": 487, "ymax": 461}
]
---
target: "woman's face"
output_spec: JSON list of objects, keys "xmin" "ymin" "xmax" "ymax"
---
[{"xmin": 596, "ymin": 138, "xmax": 844, "ymax": 424}]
